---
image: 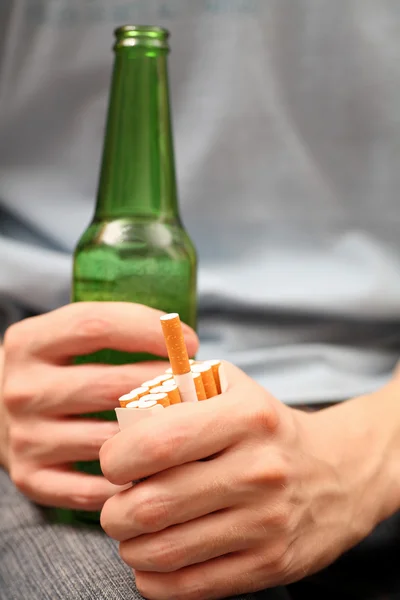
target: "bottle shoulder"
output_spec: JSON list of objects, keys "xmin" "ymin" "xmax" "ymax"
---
[{"xmin": 74, "ymin": 218, "xmax": 196, "ymax": 260}]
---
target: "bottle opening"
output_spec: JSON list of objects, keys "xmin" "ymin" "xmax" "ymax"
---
[{"xmin": 114, "ymin": 25, "xmax": 169, "ymax": 50}]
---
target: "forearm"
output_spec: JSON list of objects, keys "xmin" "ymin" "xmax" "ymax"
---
[
  {"xmin": 308, "ymin": 377, "xmax": 400, "ymax": 538},
  {"xmin": 0, "ymin": 346, "xmax": 9, "ymax": 470}
]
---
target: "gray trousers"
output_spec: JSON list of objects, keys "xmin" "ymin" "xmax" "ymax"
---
[{"xmin": 1, "ymin": 469, "xmax": 399, "ymax": 600}]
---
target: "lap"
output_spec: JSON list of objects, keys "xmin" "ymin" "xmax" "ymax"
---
[
  {"xmin": 0, "ymin": 470, "xmax": 287, "ymax": 600},
  {"xmin": 2, "ymin": 469, "xmax": 400, "ymax": 600}
]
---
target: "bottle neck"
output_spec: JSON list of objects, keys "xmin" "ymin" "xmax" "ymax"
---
[{"xmin": 95, "ymin": 48, "xmax": 179, "ymax": 221}]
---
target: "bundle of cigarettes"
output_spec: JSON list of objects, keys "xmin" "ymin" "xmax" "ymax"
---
[{"xmin": 115, "ymin": 313, "xmax": 227, "ymax": 430}]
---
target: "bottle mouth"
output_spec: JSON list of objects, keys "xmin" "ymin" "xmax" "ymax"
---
[{"xmin": 114, "ymin": 25, "xmax": 170, "ymax": 51}]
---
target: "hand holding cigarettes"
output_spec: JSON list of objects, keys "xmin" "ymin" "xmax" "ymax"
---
[{"xmin": 101, "ymin": 316, "xmax": 366, "ymax": 600}]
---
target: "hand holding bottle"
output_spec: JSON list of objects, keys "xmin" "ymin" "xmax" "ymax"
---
[{"xmin": 1, "ymin": 302, "xmax": 198, "ymax": 510}]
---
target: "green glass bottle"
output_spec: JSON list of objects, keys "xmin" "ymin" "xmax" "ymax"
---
[{"xmin": 55, "ymin": 26, "xmax": 197, "ymax": 525}]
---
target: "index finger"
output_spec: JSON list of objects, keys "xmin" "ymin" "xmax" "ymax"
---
[
  {"xmin": 100, "ymin": 392, "xmax": 249, "ymax": 486},
  {"xmin": 12, "ymin": 302, "xmax": 198, "ymax": 363}
]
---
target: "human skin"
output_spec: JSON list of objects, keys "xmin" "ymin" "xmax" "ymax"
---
[{"xmin": 100, "ymin": 362, "xmax": 400, "ymax": 600}]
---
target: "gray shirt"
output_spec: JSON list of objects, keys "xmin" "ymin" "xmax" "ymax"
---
[{"xmin": 1, "ymin": 0, "xmax": 399, "ymax": 404}]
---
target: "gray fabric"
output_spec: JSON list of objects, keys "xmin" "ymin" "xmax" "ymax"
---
[{"xmin": 1, "ymin": 0, "xmax": 400, "ymax": 404}]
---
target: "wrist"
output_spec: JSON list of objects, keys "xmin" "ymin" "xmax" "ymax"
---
[{"xmin": 306, "ymin": 386, "xmax": 400, "ymax": 538}]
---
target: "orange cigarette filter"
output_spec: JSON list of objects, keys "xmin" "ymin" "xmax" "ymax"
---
[
  {"xmin": 141, "ymin": 393, "xmax": 170, "ymax": 408},
  {"xmin": 119, "ymin": 391, "xmax": 139, "ymax": 408},
  {"xmin": 126, "ymin": 400, "xmax": 141, "ymax": 409},
  {"xmin": 165, "ymin": 359, "xmax": 195, "ymax": 375},
  {"xmin": 192, "ymin": 372, "xmax": 207, "ymax": 401},
  {"xmin": 152, "ymin": 384, "xmax": 181, "ymax": 405},
  {"xmin": 151, "ymin": 385, "xmax": 169, "ymax": 394},
  {"xmin": 141, "ymin": 379, "xmax": 162, "ymax": 390},
  {"xmin": 154, "ymin": 374, "xmax": 173, "ymax": 384},
  {"xmin": 130, "ymin": 386, "xmax": 150, "ymax": 398},
  {"xmin": 137, "ymin": 398, "xmax": 160, "ymax": 409},
  {"xmin": 204, "ymin": 360, "xmax": 222, "ymax": 394},
  {"xmin": 160, "ymin": 314, "xmax": 191, "ymax": 375},
  {"xmin": 161, "ymin": 382, "xmax": 182, "ymax": 405},
  {"xmin": 191, "ymin": 364, "xmax": 218, "ymax": 399}
]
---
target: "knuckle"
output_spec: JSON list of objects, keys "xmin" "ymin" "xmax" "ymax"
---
[
  {"xmin": 267, "ymin": 504, "xmax": 291, "ymax": 530},
  {"xmin": 246, "ymin": 453, "xmax": 290, "ymax": 488},
  {"xmin": 246, "ymin": 396, "xmax": 280, "ymax": 434},
  {"xmin": 147, "ymin": 537, "xmax": 186, "ymax": 573},
  {"xmin": 3, "ymin": 377, "xmax": 34, "ymax": 412},
  {"xmin": 164, "ymin": 571, "xmax": 205, "ymax": 600},
  {"xmin": 93, "ymin": 375, "xmax": 122, "ymax": 403},
  {"xmin": 8, "ymin": 425, "xmax": 32, "ymax": 455},
  {"xmin": 70, "ymin": 479, "xmax": 104, "ymax": 511},
  {"xmin": 133, "ymin": 493, "xmax": 170, "ymax": 532},
  {"xmin": 140, "ymin": 572, "xmax": 207, "ymax": 600},
  {"xmin": 94, "ymin": 369, "xmax": 137, "ymax": 405},
  {"xmin": 146, "ymin": 437, "xmax": 172, "ymax": 465},
  {"xmin": 144, "ymin": 427, "xmax": 185, "ymax": 466},
  {"xmin": 74, "ymin": 315, "xmax": 113, "ymax": 342}
]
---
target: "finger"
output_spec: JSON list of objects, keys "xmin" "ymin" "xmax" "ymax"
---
[
  {"xmin": 8, "ymin": 362, "xmax": 168, "ymax": 417},
  {"xmin": 9, "ymin": 419, "xmax": 120, "ymax": 465},
  {"xmin": 100, "ymin": 394, "xmax": 251, "ymax": 485},
  {"xmin": 134, "ymin": 550, "xmax": 275, "ymax": 600},
  {"xmin": 102, "ymin": 452, "xmax": 253, "ymax": 541},
  {"xmin": 14, "ymin": 467, "xmax": 126, "ymax": 511},
  {"xmin": 11, "ymin": 303, "xmax": 198, "ymax": 363},
  {"xmin": 119, "ymin": 508, "xmax": 264, "ymax": 573}
]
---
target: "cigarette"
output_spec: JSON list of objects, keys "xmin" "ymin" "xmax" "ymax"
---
[
  {"xmin": 160, "ymin": 382, "xmax": 182, "ymax": 405},
  {"xmin": 119, "ymin": 391, "xmax": 139, "ymax": 408},
  {"xmin": 151, "ymin": 384, "xmax": 181, "ymax": 405},
  {"xmin": 140, "ymin": 393, "xmax": 170, "ymax": 408},
  {"xmin": 126, "ymin": 400, "xmax": 141, "ymax": 409},
  {"xmin": 151, "ymin": 385, "xmax": 169, "ymax": 394},
  {"xmin": 160, "ymin": 313, "xmax": 197, "ymax": 403},
  {"xmin": 191, "ymin": 364, "xmax": 218, "ymax": 399},
  {"xmin": 131, "ymin": 386, "xmax": 150, "ymax": 398},
  {"xmin": 192, "ymin": 372, "xmax": 207, "ymax": 401},
  {"xmin": 141, "ymin": 379, "xmax": 162, "ymax": 390},
  {"xmin": 165, "ymin": 359, "xmax": 195, "ymax": 375},
  {"xmin": 154, "ymin": 374, "xmax": 173, "ymax": 384},
  {"xmin": 204, "ymin": 360, "xmax": 222, "ymax": 394}
]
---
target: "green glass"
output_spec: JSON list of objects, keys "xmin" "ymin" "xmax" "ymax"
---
[{"xmin": 53, "ymin": 26, "xmax": 197, "ymax": 526}]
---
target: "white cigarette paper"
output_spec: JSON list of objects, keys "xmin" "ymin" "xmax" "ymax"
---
[{"xmin": 174, "ymin": 372, "xmax": 198, "ymax": 403}]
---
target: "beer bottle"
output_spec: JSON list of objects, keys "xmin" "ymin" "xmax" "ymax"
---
[{"xmin": 56, "ymin": 25, "xmax": 197, "ymax": 525}]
